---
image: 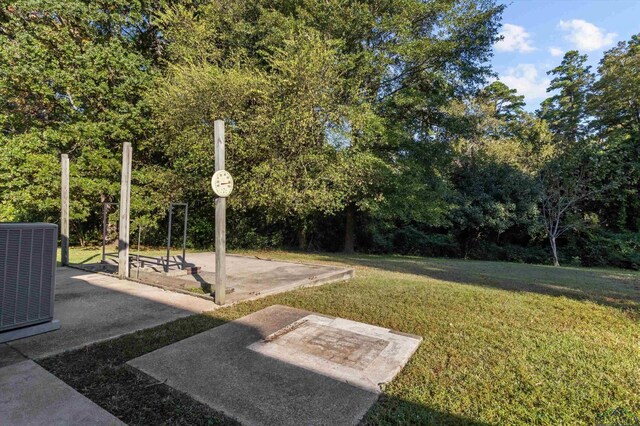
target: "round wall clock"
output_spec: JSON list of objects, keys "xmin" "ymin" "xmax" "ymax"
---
[{"xmin": 211, "ymin": 170, "xmax": 234, "ymax": 197}]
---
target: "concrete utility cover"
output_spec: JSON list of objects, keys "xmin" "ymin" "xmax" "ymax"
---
[
  {"xmin": 128, "ymin": 305, "xmax": 421, "ymax": 426},
  {"xmin": 248, "ymin": 314, "xmax": 421, "ymax": 393},
  {"xmin": 0, "ymin": 360, "xmax": 123, "ymax": 426}
]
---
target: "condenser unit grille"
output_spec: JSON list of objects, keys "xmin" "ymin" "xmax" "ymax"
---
[{"xmin": 0, "ymin": 223, "xmax": 57, "ymax": 332}]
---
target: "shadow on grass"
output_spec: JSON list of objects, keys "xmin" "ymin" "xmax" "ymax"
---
[
  {"xmin": 363, "ymin": 394, "xmax": 490, "ymax": 426},
  {"xmin": 39, "ymin": 314, "xmax": 236, "ymax": 426},
  {"xmin": 57, "ymin": 252, "xmax": 102, "ymax": 267},
  {"xmin": 313, "ymin": 254, "xmax": 640, "ymax": 315},
  {"xmin": 76, "ymin": 252, "xmax": 102, "ymax": 264}
]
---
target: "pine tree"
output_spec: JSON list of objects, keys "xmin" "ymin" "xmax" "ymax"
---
[{"xmin": 539, "ymin": 51, "xmax": 594, "ymax": 144}]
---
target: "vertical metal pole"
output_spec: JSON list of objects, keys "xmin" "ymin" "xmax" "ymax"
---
[
  {"xmin": 136, "ymin": 225, "xmax": 142, "ymax": 279},
  {"xmin": 102, "ymin": 203, "xmax": 107, "ymax": 263},
  {"xmin": 166, "ymin": 204, "xmax": 173, "ymax": 272},
  {"xmin": 60, "ymin": 154, "xmax": 69, "ymax": 266},
  {"xmin": 118, "ymin": 143, "xmax": 132, "ymax": 279},
  {"xmin": 182, "ymin": 203, "xmax": 188, "ymax": 268},
  {"xmin": 214, "ymin": 120, "xmax": 226, "ymax": 305}
]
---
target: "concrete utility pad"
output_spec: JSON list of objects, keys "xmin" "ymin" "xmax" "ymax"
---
[
  {"xmin": 174, "ymin": 253, "xmax": 354, "ymax": 303},
  {"xmin": 0, "ymin": 360, "xmax": 123, "ymax": 425},
  {"xmin": 8, "ymin": 267, "xmax": 218, "ymax": 359},
  {"xmin": 128, "ymin": 305, "xmax": 421, "ymax": 426}
]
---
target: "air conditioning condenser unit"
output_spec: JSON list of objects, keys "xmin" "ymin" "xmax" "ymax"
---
[{"xmin": 0, "ymin": 223, "xmax": 60, "ymax": 343}]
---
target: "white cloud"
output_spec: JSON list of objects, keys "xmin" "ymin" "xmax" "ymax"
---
[
  {"xmin": 499, "ymin": 64, "xmax": 550, "ymax": 101},
  {"xmin": 496, "ymin": 24, "xmax": 536, "ymax": 53},
  {"xmin": 558, "ymin": 19, "xmax": 616, "ymax": 51},
  {"xmin": 549, "ymin": 47, "xmax": 564, "ymax": 57}
]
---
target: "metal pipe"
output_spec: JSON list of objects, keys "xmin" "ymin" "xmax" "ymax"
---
[
  {"xmin": 182, "ymin": 203, "xmax": 188, "ymax": 269},
  {"xmin": 102, "ymin": 203, "xmax": 107, "ymax": 263},
  {"xmin": 166, "ymin": 204, "xmax": 173, "ymax": 272},
  {"xmin": 136, "ymin": 225, "xmax": 142, "ymax": 279}
]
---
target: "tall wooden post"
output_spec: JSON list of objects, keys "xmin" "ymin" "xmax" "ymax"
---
[
  {"xmin": 60, "ymin": 154, "xmax": 69, "ymax": 266},
  {"xmin": 118, "ymin": 142, "xmax": 132, "ymax": 279},
  {"xmin": 214, "ymin": 120, "xmax": 226, "ymax": 305}
]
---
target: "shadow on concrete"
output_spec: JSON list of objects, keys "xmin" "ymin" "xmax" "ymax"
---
[
  {"xmin": 7, "ymin": 267, "xmax": 217, "ymax": 359},
  {"xmin": 126, "ymin": 306, "xmax": 383, "ymax": 426},
  {"xmin": 71, "ymin": 251, "xmax": 353, "ymax": 304},
  {"xmin": 38, "ymin": 313, "xmax": 235, "ymax": 426},
  {"xmin": 37, "ymin": 303, "xmax": 483, "ymax": 426},
  {"xmin": 306, "ymin": 253, "xmax": 640, "ymax": 315},
  {"xmin": 191, "ymin": 272, "xmax": 212, "ymax": 293}
]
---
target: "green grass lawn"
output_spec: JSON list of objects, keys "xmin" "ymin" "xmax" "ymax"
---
[
  {"xmin": 58, "ymin": 245, "xmax": 176, "ymax": 265},
  {"xmin": 49, "ymin": 248, "xmax": 640, "ymax": 425}
]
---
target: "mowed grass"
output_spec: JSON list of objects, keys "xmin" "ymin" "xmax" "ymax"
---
[
  {"xmin": 53, "ymin": 248, "xmax": 640, "ymax": 425},
  {"xmin": 58, "ymin": 245, "xmax": 177, "ymax": 265}
]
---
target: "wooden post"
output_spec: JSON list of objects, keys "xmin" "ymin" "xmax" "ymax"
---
[
  {"xmin": 118, "ymin": 142, "xmax": 132, "ymax": 279},
  {"xmin": 214, "ymin": 120, "xmax": 226, "ymax": 305},
  {"xmin": 60, "ymin": 154, "xmax": 69, "ymax": 266}
]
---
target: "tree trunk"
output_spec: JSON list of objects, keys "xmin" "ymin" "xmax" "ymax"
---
[
  {"xmin": 297, "ymin": 227, "xmax": 307, "ymax": 251},
  {"xmin": 343, "ymin": 204, "xmax": 355, "ymax": 254},
  {"xmin": 549, "ymin": 235, "xmax": 560, "ymax": 267},
  {"xmin": 72, "ymin": 222, "xmax": 85, "ymax": 247}
]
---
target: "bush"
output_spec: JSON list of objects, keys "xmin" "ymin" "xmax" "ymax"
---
[
  {"xmin": 468, "ymin": 241, "xmax": 550, "ymax": 264},
  {"xmin": 379, "ymin": 226, "xmax": 459, "ymax": 257},
  {"xmin": 578, "ymin": 230, "xmax": 640, "ymax": 270}
]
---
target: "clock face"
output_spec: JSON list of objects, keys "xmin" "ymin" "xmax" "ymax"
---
[{"xmin": 211, "ymin": 170, "xmax": 234, "ymax": 197}]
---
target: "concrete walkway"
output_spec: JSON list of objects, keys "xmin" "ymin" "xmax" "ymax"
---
[
  {"xmin": 7, "ymin": 266, "xmax": 218, "ymax": 359},
  {"xmin": 0, "ymin": 266, "xmax": 221, "ymax": 426}
]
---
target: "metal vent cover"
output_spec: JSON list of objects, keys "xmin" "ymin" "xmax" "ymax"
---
[{"xmin": 0, "ymin": 223, "xmax": 57, "ymax": 332}]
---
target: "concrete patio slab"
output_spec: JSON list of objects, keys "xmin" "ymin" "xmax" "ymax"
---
[
  {"xmin": 8, "ymin": 267, "xmax": 218, "ymax": 359},
  {"xmin": 127, "ymin": 305, "xmax": 421, "ymax": 426},
  {"xmin": 0, "ymin": 360, "xmax": 124, "ymax": 425},
  {"xmin": 187, "ymin": 254, "xmax": 354, "ymax": 303},
  {"xmin": 88, "ymin": 253, "xmax": 354, "ymax": 304}
]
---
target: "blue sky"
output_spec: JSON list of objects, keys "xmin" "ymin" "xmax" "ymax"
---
[{"xmin": 492, "ymin": 0, "xmax": 640, "ymax": 110}]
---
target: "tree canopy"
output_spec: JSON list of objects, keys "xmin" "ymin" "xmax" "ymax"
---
[{"xmin": 2, "ymin": 0, "xmax": 639, "ymax": 268}]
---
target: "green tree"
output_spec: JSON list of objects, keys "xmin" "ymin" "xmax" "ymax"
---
[
  {"xmin": 590, "ymin": 36, "xmax": 640, "ymax": 140},
  {"xmin": 451, "ymin": 158, "xmax": 539, "ymax": 256},
  {"xmin": 587, "ymin": 34, "xmax": 640, "ymax": 232},
  {"xmin": 151, "ymin": 0, "xmax": 504, "ymax": 252},
  {"xmin": 441, "ymin": 82, "xmax": 543, "ymax": 256},
  {"xmin": 151, "ymin": 4, "xmax": 377, "ymax": 248},
  {"xmin": 481, "ymin": 81, "xmax": 526, "ymax": 122},
  {"xmin": 0, "ymin": 1, "xmax": 169, "ymax": 243},
  {"xmin": 538, "ymin": 148, "xmax": 608, "ymax": 266},
  {"xmin": 539, "ymin": 50, "xmax": 594, "ymax": 144}
]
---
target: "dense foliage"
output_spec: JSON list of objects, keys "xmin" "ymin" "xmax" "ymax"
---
[{"xmin": 1, "ymin": 1, "xmax": 639, "ymax": 268}]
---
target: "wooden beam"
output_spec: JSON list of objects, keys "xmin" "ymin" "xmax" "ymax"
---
[
  {"xmin": 118, "ymin": 142, "xmax": 132, "ymax": 279},
  {"xmin": 214, "ymin": 120, "xmax": 226, "ymax": 305},
  {"xmin": 60, "ymin": 154, "xmax": 69, "ymax": 266}
]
